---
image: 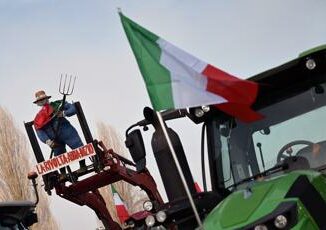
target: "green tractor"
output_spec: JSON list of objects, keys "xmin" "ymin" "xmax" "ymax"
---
[
  {"xmin": 123, "ymin": 45, "xmax": 326, "ymax": 230},
  {"xmin": 202, "ymin": 45, "xmax": 326, "ymax": 229}
]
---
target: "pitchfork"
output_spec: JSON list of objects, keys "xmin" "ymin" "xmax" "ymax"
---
[
  {"xmin": 59, "ymin": 74, "xmax": 76, "ymax": 106},
  {"xmin": 47, "ymin": 74, "xmax": 76, "ymax": 121}
]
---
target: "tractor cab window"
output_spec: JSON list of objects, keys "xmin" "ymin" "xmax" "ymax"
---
[
  {"xmin": 216, "ymin": 83, "xmax": 326, "ymax": 188},
  {"xmin": 218, "ymin": 123, "xmax": 234, "ymax": 188},
  {"xmin": 252, "ymin": 105, "xmax": 326, "ymax": 171}
]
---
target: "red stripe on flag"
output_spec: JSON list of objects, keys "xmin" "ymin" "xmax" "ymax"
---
[
  {"xmin": 215, "ymin": 103, "xmax": 264, "ymax": 123},
  {"xmin": 116, "ymin": 205, "xmax": 129, "ymax": 223},
  {"xmin": 202, "ymin": 64, "xmax": 263, "ymax": 122},
  {"xmin": 194, "ymin": 182, "xmax": 202, "ymax": 193}
]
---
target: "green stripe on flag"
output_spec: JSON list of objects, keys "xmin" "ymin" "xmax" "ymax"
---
[
  {"xmin": 120, "ymin": 13, "xmax": 174, "ymax": 111},
  {"xmin": 111, "ymin": 185, "xmax": 117, "ymax": 194}
]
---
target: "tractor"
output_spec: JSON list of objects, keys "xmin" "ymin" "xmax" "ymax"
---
[{"xmin": 122, "ymin": 45, "xmax": 326, "ymax": 229}]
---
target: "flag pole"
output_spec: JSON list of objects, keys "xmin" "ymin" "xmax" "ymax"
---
[{"xmin": 156, "ymin": 111, "xmax": 204, "ymax": 229}]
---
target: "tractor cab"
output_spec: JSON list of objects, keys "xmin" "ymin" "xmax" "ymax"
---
[
  {"xmin": 200, "ymin": 45, "xmax": 326, "ymax": 229},
  {"xmin": 211, "ymin": 80, "xmax": 326, "ymax": 189}
]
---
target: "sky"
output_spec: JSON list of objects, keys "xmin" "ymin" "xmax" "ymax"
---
[{"xmin": 1, "ymin": 0, "xmax": 326, "ymax": 229}]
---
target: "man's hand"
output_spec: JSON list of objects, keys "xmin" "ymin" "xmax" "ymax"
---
[{"xmin": 46, "ymin": 139, "xmax": 58, "ymax": 149}]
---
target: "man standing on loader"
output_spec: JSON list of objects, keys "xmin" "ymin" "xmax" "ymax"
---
[{"xmin": 33, "ymin": 90, "xmax": 87, "ymax": 175}]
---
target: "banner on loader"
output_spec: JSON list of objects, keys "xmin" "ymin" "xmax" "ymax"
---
[{"xmin": 35, "ymin": 143, "xmax": 96, "ymax": 175}]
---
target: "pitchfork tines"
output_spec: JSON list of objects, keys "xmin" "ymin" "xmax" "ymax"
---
[{"xmin": 59, "ymin": 74, "xmax": 76, "ymax": 96}]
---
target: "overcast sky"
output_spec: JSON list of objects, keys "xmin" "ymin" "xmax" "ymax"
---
[{"xmin": 1, "ymin": 0, "xmax": 326, "ymax": 229}]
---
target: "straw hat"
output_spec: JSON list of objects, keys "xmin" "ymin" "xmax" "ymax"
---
[{"xmin": 33, "ymin": 90, "xmax": 51, "ymax": 103}]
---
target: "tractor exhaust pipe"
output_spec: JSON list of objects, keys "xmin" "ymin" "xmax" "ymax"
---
[{"xmin": 145, "ymin": 108, "xmax": 196, "ymax": 201}]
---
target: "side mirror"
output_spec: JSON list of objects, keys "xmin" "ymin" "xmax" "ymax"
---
[{"xmin": 125, "ymin": 129, "xmax": 146, "ymax": 172}]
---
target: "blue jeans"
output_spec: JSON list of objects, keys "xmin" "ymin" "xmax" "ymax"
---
[
  {"xmin": 53, "ymin": 125, "xmax": 83, "ymax": 156},
  {"xmin": 52, "ymin": 123, "xmax": 86, "ymax": 169}
]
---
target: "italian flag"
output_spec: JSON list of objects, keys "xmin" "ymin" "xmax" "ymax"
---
[
  {"xmin": 120, "ymin": 13, "xmax": 262, "ymax": 122},
  {"xmin": 112, "ymin": 186, "xmax": 129, "ymax": 223}
]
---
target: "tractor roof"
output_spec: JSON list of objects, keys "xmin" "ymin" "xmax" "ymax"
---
[{"xmin": 250, "ymin": 45, "xmax": 326, "ymax": 110}]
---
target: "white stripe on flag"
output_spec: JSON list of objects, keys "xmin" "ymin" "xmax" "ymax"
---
[
  {"xmin": 113, "ymin": 193, "xmax": 123, "ymax": 205},
  {"xmin": 157, "ymin": 38, "xmax": 227, "ymax": 108},
  {"xmin": 157, "ymin": 39, "xmax": 207, "ymax": 72}
]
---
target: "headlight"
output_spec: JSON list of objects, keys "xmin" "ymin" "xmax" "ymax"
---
[
  {"xmin": 242, "ymin": 201, "xmax": 297, "ymax": 229},
  {"xmin": 194, "ymin": 108, "xmax": 204, "ymax": 117},
  {"xmin": 156, "ymin": 211, "xmax": 167, "ymax": 223},
  {"xmin": 145, "ymin": 215, "xmax": 155, "ymax": 227},
  {"xmin": 254, "ymin": 225, "xmax": 268, "ymax": 230},
  {"xmin": 274, "ymin": 215, "xmax": 287, "ymax": 229},
  {"xmin": 143, "ymin": 200, "xmax": 153, "ymax": 211},
  {"xmin": 306, "ymin": 58, "xmax": 316, "ymax": 70},
  {"xmin": 201, "ymin": 105, "xmax": 210, "ymax": 112},
  {"xmin": 150, "ymin": 226, "xmax": 166, "ymax": 230}
]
